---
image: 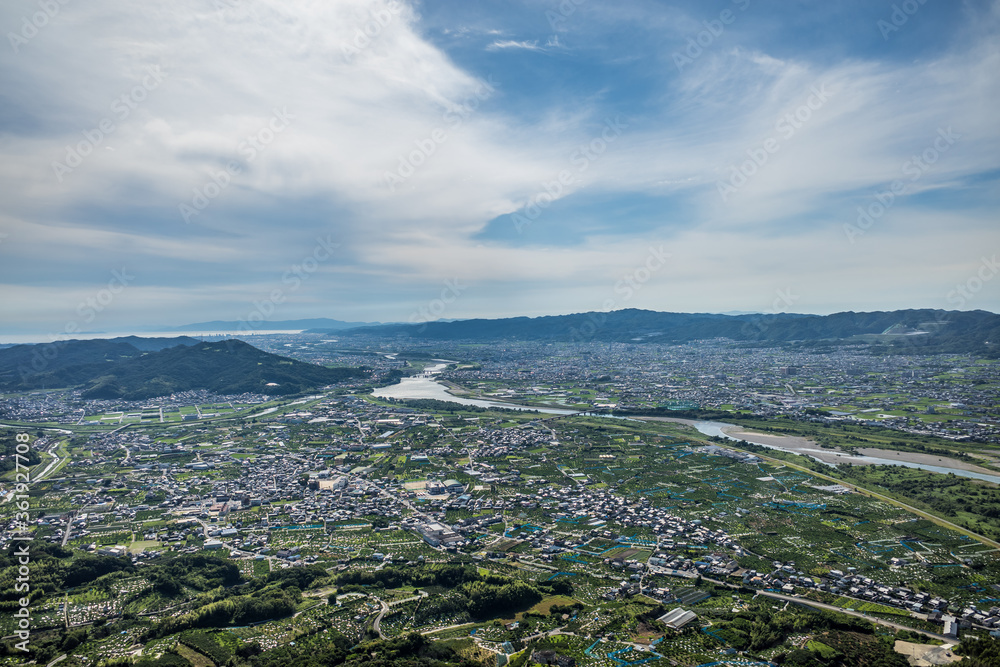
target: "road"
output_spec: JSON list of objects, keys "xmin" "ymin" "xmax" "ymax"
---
[
  {"xmin": 373, "ymin": 599, "xmax": 390, "ymax": 638},
  {"xmin": 194, "ymin": 518, "xmax": 212, "ymax": 538},
  {"xmin": 293, "ymin": 600, "xmax": 328, "ymax": 618},
  {"xmin": 700, "ymin": 576, "xmax": 956, "ymax": 643},
  {"xmin": 61, "ymin": 511, "xmax": 76, "ymax": 547},
  {"xmin": 334, "ymin": 470, "xmax": 453, "ymax": 558},
  {"xmin": 742, "ymin": 446, "xmax": 1000, "ymax": 550},
  {"xmin": 557, "ymin": 464, "xmax": 586, "ymax": 487},
  {"xmin": 34, "ymin": 438, "xmax": 67, "ymax": 481},
  {"xmin": 753, "ymin": 589, "xmax": 954, "ymax": 642}
]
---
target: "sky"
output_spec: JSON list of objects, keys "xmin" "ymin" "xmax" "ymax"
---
[{"xmin": 0, "ymin": 0, "xmax": 998, "ymax": 335}]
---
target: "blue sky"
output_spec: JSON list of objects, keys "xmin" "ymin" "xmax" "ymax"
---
[{"xmin": 0, "ymin": 0, "xmax": 998, "ymax": 335}]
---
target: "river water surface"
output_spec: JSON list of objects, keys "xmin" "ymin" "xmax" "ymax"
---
[
  {"xmin": 371, "ymin": 366, "xmax": 1000, "ymax": 484},
  {"xmin": 692, "ymin": 421, "xmax": 1000, "ymax": 484}
]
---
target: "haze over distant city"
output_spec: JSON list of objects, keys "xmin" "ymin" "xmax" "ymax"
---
[{"xmin": 1, "ymin": 0, "xmax": 998, "ymax": 334}]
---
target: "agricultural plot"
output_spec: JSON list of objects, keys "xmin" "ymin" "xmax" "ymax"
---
[
  {"xmin": 75, "ymin": 626, "xmax": 146, "ymax": 663},
  {"xmin": 6, "ymin": 378, "xmax": 1000, "ymax": 667}
]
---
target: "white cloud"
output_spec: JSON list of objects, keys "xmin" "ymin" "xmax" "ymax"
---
[
  {"xmin": 486, "ymin": 39, "xmax": 542, "ymax": 52},
  {"xmin": 0, "ymin": 0, "xmax": 997, "ymax": 330}
]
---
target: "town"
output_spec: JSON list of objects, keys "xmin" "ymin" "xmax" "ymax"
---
[{"xmin": 1, "ymin": 336, "xmax": 999, "ymax": 667}]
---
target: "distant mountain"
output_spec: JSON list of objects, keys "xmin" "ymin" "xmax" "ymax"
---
[
  {"xmin": 0, "ymin": 338, "xmax": 367, "ymax": 398},
  {"xmin": 309, "ymin": 308, "xmax": 1000, "ymax": 355},
  {"xmin": 108, "ymin": 335, "xmax": 202, "ymax": 351},
  {"xmin": 163, "ymin": 318, "xmax": 381, "ymax": 332}
]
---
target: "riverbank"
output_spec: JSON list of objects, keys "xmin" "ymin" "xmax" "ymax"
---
[
  {"xmin": 632, "ymin": 416, "xmax": 1000, "ymax": 484},
  {"xmin": 722, "ymin": 427, "xmax": 1000, "ymax": 477},
  {"xmin": 370, "ymin": 368, "xmax": 1000, "ymax": 484}
]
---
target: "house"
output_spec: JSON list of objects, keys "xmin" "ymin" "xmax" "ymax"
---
[{"xmin": 943, "ymin": 616, "xmax": 959, "ymax": 640}]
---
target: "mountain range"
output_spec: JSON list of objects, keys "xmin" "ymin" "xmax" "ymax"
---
[
  {"xmin": 306, "ymin": 308, "xmax": 1000, "ymax": 355},
  {"xmin": 158, "ymin": 318, "xmax": 381, "ymax": 332}
]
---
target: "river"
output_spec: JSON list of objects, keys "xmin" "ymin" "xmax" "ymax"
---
[
  {"xmin": 372, "ymin": 361, "xmax": 577, "ymax": 414},
  {"xmin": 371, "ymin": 367, "xmax": 1000, "ymax": 484},
  {"xmin": 693, "ymin": 421, "xmax": 1000, "ymax": 484}
]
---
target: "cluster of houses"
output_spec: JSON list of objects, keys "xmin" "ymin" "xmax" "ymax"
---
[{"xmin": 438, "ymin": 340, "xmax": 1000, "ymax": 442}]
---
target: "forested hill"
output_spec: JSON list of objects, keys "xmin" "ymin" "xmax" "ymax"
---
[
  {"xmin": 309, "ymin": 308, "xmax": 1000, "ymax": 355},
  {"xmin": 79, "ymin": 340, "xmax": 368, "ymax": 399},
  {"xmin": 0, "ymin": 338, "xmax": 367, "ymax": 398},
  {"xmin": 0, "ymin": 337, "xmax": 199, "ymax": 392}
]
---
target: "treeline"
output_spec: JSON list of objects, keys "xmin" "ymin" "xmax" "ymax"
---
[
  {"xmin": 145, "ymin": 552, "xmax": 241, "ymax": 596},
  {"xmin": 252, "ymin": 631, "xmax": 475, "ymax": 667},
  {"xmin": 0, "ymin": 433, "xmax": 41, "ymax": 473},
  {"xmin": 134, "ymin": 628, "xmax": 479, "ymax": 667},
  {"xmin": 0, "ymin": 543, "xmax": 133, "ymax": 611},
  {"xmin": 460, "ymin": 577, "xmax": 543, "ymax": 618},
  {"xmin": 148, "ymin": 563, "xmax": 330, "ymax": 637},
  {"xmin": 956, "ymin": 637, "xmax": 1000, "ymax": 666},
  {"xmin": 178, "ymin": 631, "xmax": 234, "ymax": 665},
  {"xmin": 705, "ymin": 604, "xmax": 909, "ymax": 666},
  {"xmin": 709, "ymin": 604, "xmax": 884, "ymax": 652},
  {"xmin": 335, "ymin": 564, "xmax": 572, "ymax": 619},
  {"xmin": 335, "ymin": 563, "xmax": 479, "ymax": 591},
  {"xmin": 150, "ymin": 587, "xmax": 300, "ymax": 637}
]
